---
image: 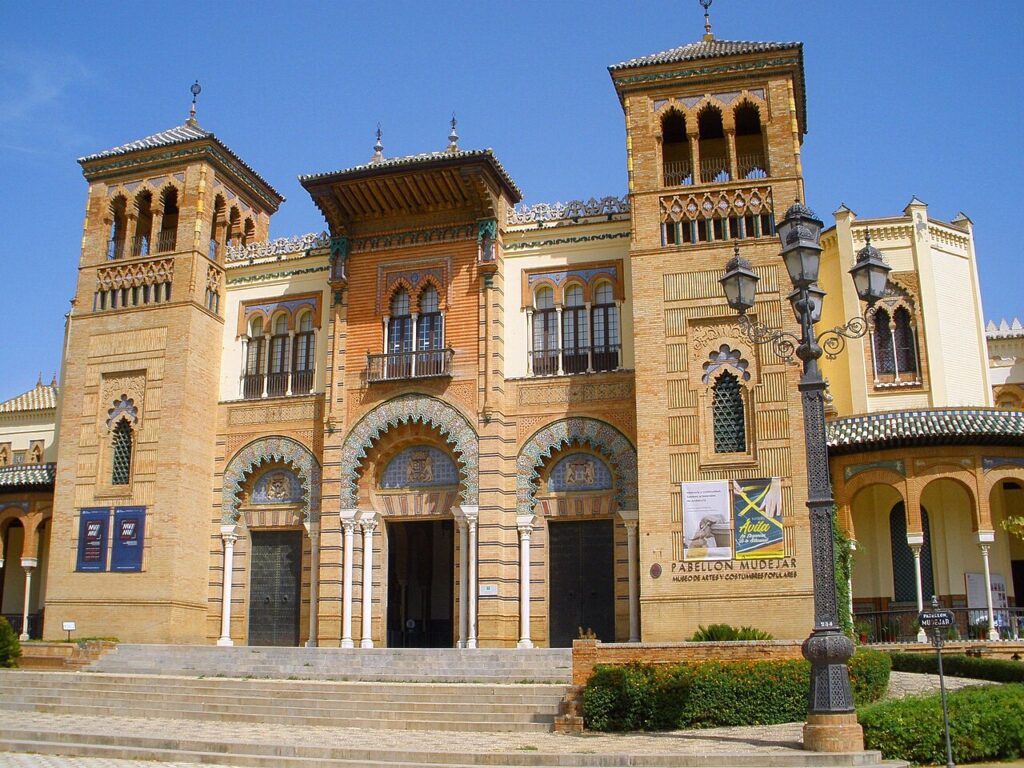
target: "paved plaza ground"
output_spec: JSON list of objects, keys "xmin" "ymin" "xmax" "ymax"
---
[{"xmin": 0, "ymin": 672, "xmax": 998, "ymax": 767}]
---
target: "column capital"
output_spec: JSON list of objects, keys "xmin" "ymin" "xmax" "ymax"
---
[
  {"xmin": 516, "ymin": 513, "xmax": 536, "ymax": 535},
  {"xmin": 220, "ymin": 524, "xmax": 238, "ymax": 542},
  {"xmin": 617, "ymin": 509, "xmax": 639, "ymax": 524},
  {"xmin": 359, "ymin": 510, "xmax": 379, "ymax": 533},
  {"xmin": 905, "ymin": 532, "xmax": 924, "ymax": 547},
  {"xmin": 460, "ymin": 504, "xmax": 479, "ymax": 524},
  {"xmin": 975, "ymin": 530, "xmax": 995, "ymax": 544},
  {"xmin": 20, "ymin": 557, "xmax": 37, "ymax": 571},
  {"xmin": 304, "ymin": 519, "xmax": 321, "ymax": 538}
]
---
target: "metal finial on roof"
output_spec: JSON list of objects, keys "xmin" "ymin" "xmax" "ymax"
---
[
  {"xmin": 37, "ymin": 372, "xmax": 43, "ymax": 387},
  {"xmin": 447, "ymin": 113, "xmax": 459, "ymax": 153},
  {"xmin": 371, "ymin": 124, "xmax": 383, "ymax": 163},
  {"xmin": 700, "ymin": 0, "xmax": 714, "ymax": 41},
  {"xmin": 188, "ymin": 80, "xmax": 202, "ymax": 125}
]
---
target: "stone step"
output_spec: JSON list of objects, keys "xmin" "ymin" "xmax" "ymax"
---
[{"xmin": 0, "ymin": 726, "xmax": 901, "ymax": 768}]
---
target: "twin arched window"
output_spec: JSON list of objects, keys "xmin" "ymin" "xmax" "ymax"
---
[
  {"xmin": 872, "ymin": 306, "xmax": 920, "ymax": 383},
  {"xmin": 384, "ymin": 285, "xmax": 446, "ymax": 378},
  {"xmin": 530, "ymin": 281, "xmax": 619, "ymax": 376}
]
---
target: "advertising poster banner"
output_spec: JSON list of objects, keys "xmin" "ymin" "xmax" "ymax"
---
[
  {"xmin": 733, "ymin": 477, "xmax": 784, "ymax": 559},
  {"xmin": 76, "ymin": 508, "xmax": 110, "ymax": 572},
  {"xmin": 681, "ymin": 480, "xmax": 732, "ymax": 561},
  {"xmin": 111, "ymin": 507, "xmax": 146, "ymax": 572}
]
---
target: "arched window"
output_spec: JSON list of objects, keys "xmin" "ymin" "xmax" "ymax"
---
[
  {"xmin": 108, "ymin": 196, "xmax": 128, "ymax": 260},
  {"xmin": 592, "ymin": 282, "xmax": 620, "ymax": 371},
  {"xmin": 712, "ymin": 370, "xmax": 746, "ymax": 453},
  {"xmin": 734, "ymin": 101, "xmax": 767, "ymax": 178},
  {"xmin": 209, "ymin": 195, "xmax": 226, "ymax": 260},
  {"xmin": 243, "ymin": 217, "xmax": 255, "ymax": 247},
  {"xmin": 111, "ymin": 419, "xmax": 133, "ymax": 485},
  {"xmin": 872, "ymin": 309, "xmax": 895, "ymax": 376},
  {"xmin": 417, "ymin": 285, "xmax": 445, "ymax": 376},
  {"xmin": 268, "ymin": 314, "xmax": 290, "ymax": 397},
  {"xmin": 893, "ymin": 307, "xmax": 918, "ymax": 377},
  {"xmin": 243, "ymin": 317, "xmax": 265, "ymax": 399},
  {"xmin": 292, "ymin": 311, "xmax": 315, "ymax": 395},
  {"xmin": 531, "ymin": 286, "xmax": 558, "ymax": 376},
  {"xmin": 661, "ymin": 109, "xmax": 691, "ymax": 186},
  {"xmin": 158, "ymin": 187, "xmax": 178, "ymax": 252},
  {"xmin": 133, "ymin": 191, "xmax": 153, "ymax": 257},
  {"xmin": 226, "ymin": 207, "xmax": 241, "ymax": 248},
  {"xmin": 697, "ymin": 105, "xmax": 728, "ymax": 183},
  {"xmin": 387, "ymin": 289, "xmax": 413, "ymax": 378},
  {"xmin": 889, "ymin": 502, "xmax": 935, "ymax": 605},
  {"xmin": 562, "ymin": 284, "xmax": 588, "ymax": 373}
]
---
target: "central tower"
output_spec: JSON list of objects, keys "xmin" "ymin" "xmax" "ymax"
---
[{"xmin": 610, "ymin": 28, "xmax": 818, "ymax": 638}]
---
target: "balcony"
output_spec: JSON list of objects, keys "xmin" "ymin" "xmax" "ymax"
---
[
  {"xmin": 664, "ymin": 160, "xmax": 693, "ymax": 187},
  {"xmin": 699, "ymin": 157, "xmax": 730, "ymax": 184},
  {"xmin": 737, "ymin": 153, "xmax": 768, "ymax": 180},
  {"xmin": 529, "ymin": 344, "xmax": 621, "ymax": 376},
  {"xmin": 156, "ymin": 230, "xmax": 177, "ymax": 253},
  {"xmin": 241, "ymin": 369, "xmax": 315, "ymax": 400},
  {"xmin": 367, "ymin": 349, "xmax": 455, "ymax": 383}
]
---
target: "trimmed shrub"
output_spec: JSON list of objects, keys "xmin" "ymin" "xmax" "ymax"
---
[
  {"xmin": 583, "ymin": 650, "xmax": 890, "ymax": 732},
  {"xmin": 688, "ymin": 624, "xmax": 773, "ymax": 641},
  {"xmin": 890, "ymin": 652, "xmax": 1024, "ymax": 683},
  {"xmin": 849, "ymin": 648, "xmax": 891, "ymax": 703},
  {"xmin": 0, "ymin": 617, "xmax": 21, "ymax": 668},
  {"xmin": 860, "ymin": 684, "xmax": 1024, "ymax": 764}
]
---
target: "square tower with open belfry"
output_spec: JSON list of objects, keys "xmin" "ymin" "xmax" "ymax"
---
[
  {"xmin": 45, "ymin": 103, "xmax": 283, "ymax": 642},
  {"xmin": 609, "ymin": 19, "xmax": 817, "ymax": 639}
]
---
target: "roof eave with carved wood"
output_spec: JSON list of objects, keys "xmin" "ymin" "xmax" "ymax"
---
[
  {"xmin": 608, "ymin": 39, "xmax": 807, "ymax": 135},
  {"xmin": 299, "ymin": 149, "xmax": 522, "ymax": 236},
  {"xmin": 78, "ymin": 122, "xmax": 284, "ymax": 212},
  {"xmin": 826, "ymin": 408, "xmax": 1024, "ymax": 455}
]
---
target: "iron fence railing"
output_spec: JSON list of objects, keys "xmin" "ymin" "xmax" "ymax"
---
[
  {"xmin": 854, "ymin": 607, "xmax": 1024, "ymax": 643},
  {"xmin": 2, "ymin": 612, "xmax": 43, "ymax": 640},
  {"xmin": 664, "ymin": 160, "xmax": 693, "ymax": 187},
  {"xmin": 529, "ymin": 344, "xmax": 621, "ymax": 376},
  {"xmin": 737, "ymin": 153, "xmax": 768, "ymax": 179},
  {"xmin": 699, "ymin": 156, "xmax": 730, "ymax": 184}
]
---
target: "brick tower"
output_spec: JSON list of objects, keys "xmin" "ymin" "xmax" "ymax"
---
[
  {"xmin": 610, "ymin": 24, "xmax": 818, "ymax": 638},
  {"xmin": 45, "ymin": 106, "xmax": 282, "ymax": 641}
]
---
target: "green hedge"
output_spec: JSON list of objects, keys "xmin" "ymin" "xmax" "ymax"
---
[
  {"xmin": 0, "ymin": 617, "xmax": 21, "ymax": 668},
  {"xmin": 860, "ymin": 684, "xmax": 1024, "ymax": 764},
  {"xmin": 889, "ymin": 652, "xmax": 1024, "ymax": 683},
  {"xmin": 583, "ymin": 649, "xmax": 890, "ymax": 731}
]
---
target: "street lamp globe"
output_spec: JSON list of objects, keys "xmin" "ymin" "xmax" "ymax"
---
[
  {"xmin": 849, "ymin": 231, "xmax": 892, "ymax": 305},
  {"xmin": 719, "ymin": 244, "xmax": 759, "ymax": 314},
  {"xmin": 777, "ymin": 201, "xmax": 824, "ymax": 288}
]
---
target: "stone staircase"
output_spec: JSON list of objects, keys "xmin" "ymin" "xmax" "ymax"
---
[{"xmin": 86, "ymin": 644, "xmax": 573, "ymax": 683}]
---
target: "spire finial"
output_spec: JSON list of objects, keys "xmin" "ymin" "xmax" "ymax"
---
[
  {"xmin": 864, "ymin": 227, "xmax": 872, "ymax": 246},
  {"xmin": 371, "ymin": 123, "xmax": 383, "ymax": 163},
  {"xmin": 700, "ymin": 0, "xmax": 714, "ymax": 41},
  {"xmin": 188, "ymin": 80, "xmax": 202, "ymax": 125},
  {"xmin": 37, "ymin": 372, "xmax": 43, "ymax": 387},
  {"xmin": 447, "ymin": 113, "xmax": 459, "ymax": 153}
]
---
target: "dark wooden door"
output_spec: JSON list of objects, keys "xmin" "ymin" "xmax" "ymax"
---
[
  {"xmin": 248, "ymin": 530, "xmax": 302, "ymax": 646},
  {"xmin": 548, "ymin": 519, "xmax": 615, "ymax": 647}
]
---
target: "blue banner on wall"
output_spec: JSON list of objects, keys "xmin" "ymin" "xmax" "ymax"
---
[
  {"xmin": 76, "ymin": 508, "xmax": 110, "ymax": 572},
  {"xmin": 111, "ymin": 507, "xmax": 146, "ymax": 572}
]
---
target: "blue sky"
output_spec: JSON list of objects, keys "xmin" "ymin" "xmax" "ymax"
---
[{"xmin": 1, "ymin": 1, "xmax": 1021, "ymax": 401}]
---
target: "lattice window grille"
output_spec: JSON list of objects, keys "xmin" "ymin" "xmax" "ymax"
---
[
  {"xmin": 889, "ymin": 503, "xmax": 935, "ymax": 603},
  {"xmin": 712, "ymin": 371, "xmax": 746, "ymax": 453},
  {"xmin": 111, "ymin": 419, "xmax": 133, "ymax": 485}
]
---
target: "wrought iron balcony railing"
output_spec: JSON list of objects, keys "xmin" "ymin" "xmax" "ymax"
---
[
  {"xmin": 663, "ymin": 160, "xmax": 693, "ymax": 187},
  {"xmin": 699, "ymin": 157, "xmax": 730, "ymax": 184},
  {"xmin": 240, "ymin": 369, "xmax": 316, "ymax": 400},
  {"xmin": 737, "ymin": 153, "xmax": 768, "ymax": 179},
  {"xmin": 156, "ymin": 230, "xmax": 177, "ymax": 253},
  {"xmin": 529, "ymin": 344, "xmax": 621, "ymax": 376},
  {"xmin": 366, "ymin": 348, "xmax": 455, "ymax": 383}
]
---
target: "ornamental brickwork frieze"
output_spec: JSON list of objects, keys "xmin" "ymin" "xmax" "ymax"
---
[
  {"xmin": 517, "ymin": 380, "xmax": 633, "ymax": 407},
  {"xmin": 227, "ymin": 400, "xmax": 321, "ymax": 427}
]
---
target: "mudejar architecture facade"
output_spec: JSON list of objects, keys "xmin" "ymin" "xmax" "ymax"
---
[{"xmin": 2, "ymin": 25, "xmax": 1022, "ymax": 649}]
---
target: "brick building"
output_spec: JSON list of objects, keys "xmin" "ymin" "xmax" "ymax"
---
[{"xmin": 2, "ymin": 25, "xmax": 1022, "ymax": 647}]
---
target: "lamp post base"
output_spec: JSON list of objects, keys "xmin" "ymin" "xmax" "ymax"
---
[{"xmin": 803, "ymin": 713, "xmax": 864, "ymax": 752}]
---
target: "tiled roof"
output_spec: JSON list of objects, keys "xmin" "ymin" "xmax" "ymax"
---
[
  {"xmin": 609, "ymin": 39, "xmax": 801, "ymax": 71},
  {"xmin": 299, "ymin": 148, "xmax": 522, "ymax": 200},
  {"xmin": 827, "ymin": 409, "xmax": 1024, "ymax": 455},
  {"xmin": 0, "ymin": 463, "xmax": 56, "ymax": 488},
  {"xmin": 78, "ymin": 121, "xmax": 283, "ymax": 203},
  {"xmin": 0, "ymin": 381, "xmax": 57, "ymax": 414}
]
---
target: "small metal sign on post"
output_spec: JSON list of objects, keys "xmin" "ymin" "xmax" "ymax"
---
[{"xmin": 919, "ymin": 596, "xmax": 955, "ymax": 768}]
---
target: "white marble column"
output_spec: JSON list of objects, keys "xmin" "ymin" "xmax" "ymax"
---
[
  {"xmin": 453, "ymin": 507, "xmax": 468, "ymax": 648},
  {"xmin": 555, "ymin": 307, "xmax": 564, "ymax": 375},
  {"xmin": 619, "ymin": 510, "xmax": 640, "ymax": 642},
  {"xmin": 848, "ymin": 539, "xmax": 857, "ymax": 632},
  {"xmin": 907, "ymin": 533, "xmax": 927, "ymax": 643},
  {"xmin": 462, "ymin": 505, "xmax": 478, "ymax": 648},
  {"xmin": 359, "ymin": 512, "xmax": 378, "ymax": 648},
  {"xmin": 217, "ymin": 526, "xmax": 237, "ymax": 646},
  {"xmin": 525, "ymin": 309, "xmax": 534, "ymax": 375},
  {"xmin": 516, "ymin": 514, "xmax": 535, "ymax": 649},
  {"xmin": 977, "ymin": 531, "xmax": 999, "ymax": 641},
  {"xmin": 340, "ymin": 510, "xmax": 358, "ymax": 648},
  {"xmin": 18, "ymin": 558, "xmax": 37, "ymax": 642},
  {"xmin": 305, "ymin": 522, "xmax": 320, "ymax": 647}
]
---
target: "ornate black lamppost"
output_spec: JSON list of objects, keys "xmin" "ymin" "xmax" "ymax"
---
[{"xmin": 720, "ymin": 202, "xmax": 891, "ymax": 746}]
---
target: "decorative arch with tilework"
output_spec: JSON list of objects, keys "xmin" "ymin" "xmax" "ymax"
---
[
  {"xmin": 221, "ymin": 436, "xmax": 321, "ymax": 524},
  {"xmin": 516, "ymin": 417, "xmax": 638, "ymax": 515},
  {"xmin": 338, "ymin": 394, "xmax": 478, "ymax": 508}
]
